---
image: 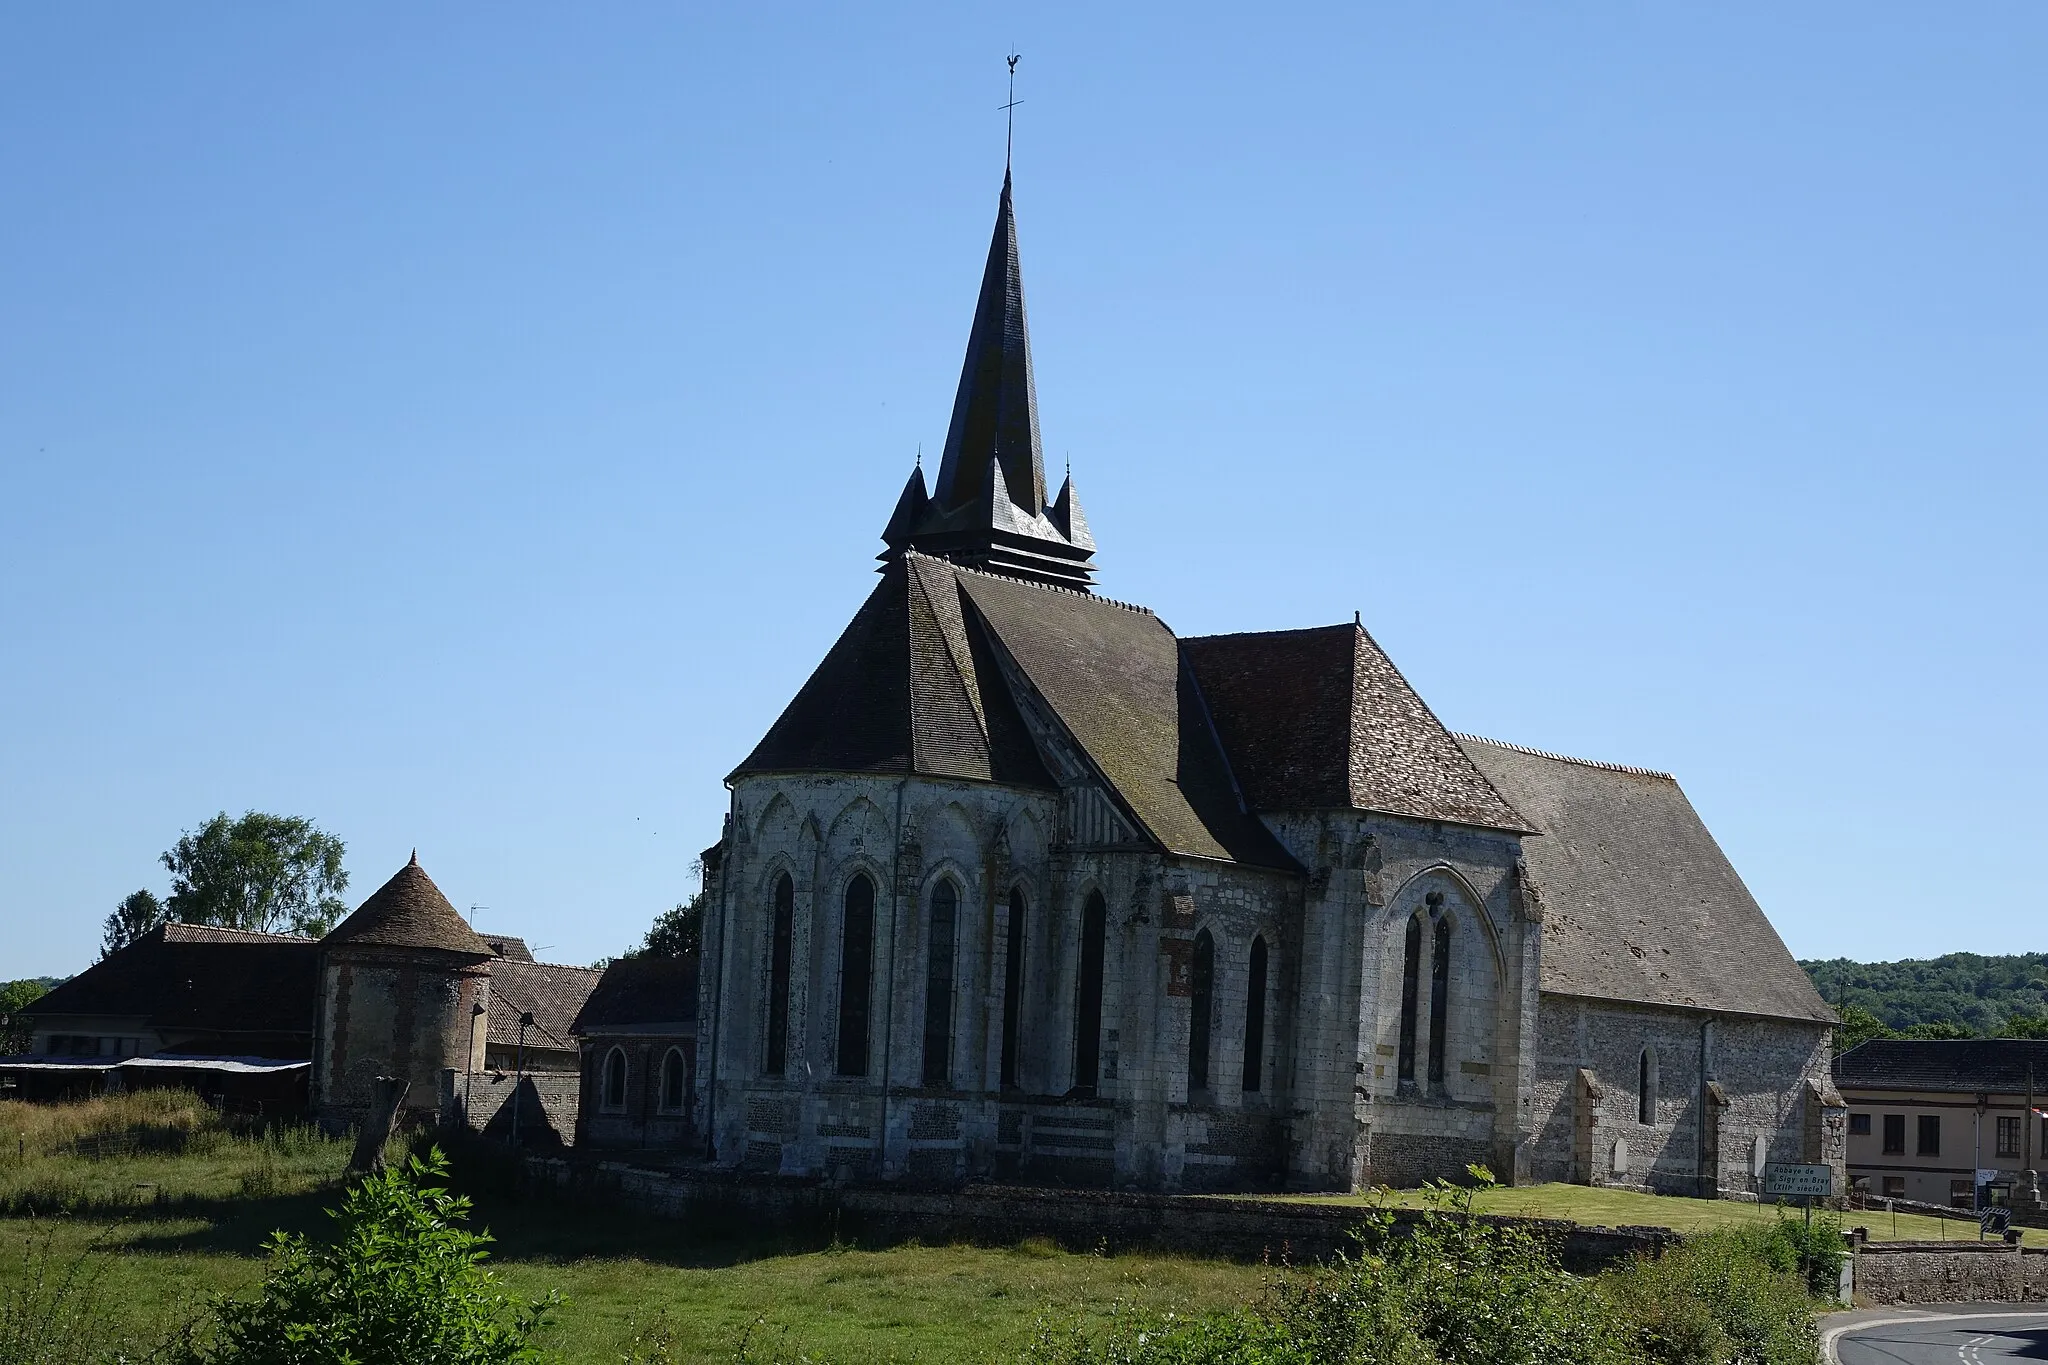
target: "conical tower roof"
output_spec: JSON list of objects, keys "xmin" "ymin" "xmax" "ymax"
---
[{"xmin": 321, "ymin": 853, "xmax": 491, "ymax": 956}]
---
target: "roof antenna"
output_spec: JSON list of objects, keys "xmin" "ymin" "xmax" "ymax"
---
[{"xmin": 1001, "ymin": 52, "xmax": 1022, "ymax": 174}]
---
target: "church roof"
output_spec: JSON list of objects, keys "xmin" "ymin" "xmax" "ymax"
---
[
  {"xmin": 1455, "ymin": 734, "xmax": 1834, "ymax": 1025},
  {"xmin": 320, "ymin": 855, "xmax": 492, "ymax": 958},
  {"xmin": 733, "ymin": 554, "xmax": 1293, "ymax": 870},
  {"xmin": 573, "ymin": 955, "xmax": 701, "ymax": 1034},
  {"xmin": 1182, "ymin": 625, "xmax": 1532, "ymax": 832}
]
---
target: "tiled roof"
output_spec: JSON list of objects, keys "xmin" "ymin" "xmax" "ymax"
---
[
  {"xmin": 1456, "ymin": 734, "xmax": 1833, "ymax": 1024},
  {"xmin": 486, "ymin": 960, "xmax": 603, "ymax": 1052},
  {"xmin": 1834, "ymin": 1039, "xmax": 2048, "ymax": 1094},
  {"xmin": 477, "ymin": 933, "xmax": 535, "ymax": 963},
  {"xmin": 572, "ymin": 956, "xmax": 700, "ymax": 1033},
  {"xmin": 321, "ymin": 856, "xmax": 491, "ymax": 957},
  {"xmin": 1182, "ymin": 625, "xmax": 1530, "ymax": 832},
  {"xmin": 23, "ymin": 924, "xmax": 316, "ymax": 1046}
]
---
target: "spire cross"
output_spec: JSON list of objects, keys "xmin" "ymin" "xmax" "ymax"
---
[{"xmin": 1001, "ymin": 53, "xmax": 1022, "ymax": 170}]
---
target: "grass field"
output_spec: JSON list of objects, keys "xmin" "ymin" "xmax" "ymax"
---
[{"xmin": 1282, "ymin": 1181, "xmax": 2048, "ymax": 1246}]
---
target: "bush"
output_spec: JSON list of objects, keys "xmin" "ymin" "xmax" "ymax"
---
[
  {"xmin": 169, "ymin": 1147, "xmax": 554, "ymax": 1365},
  {"xmin": 1601, "ymin": 1223, "xmax": 1822, "ymax": 1365}
]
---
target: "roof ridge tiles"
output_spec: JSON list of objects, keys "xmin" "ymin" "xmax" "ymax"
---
[
  {"xmin": 1452, "ymin": 732, "xmax": 1673, "ymax": 780},
  {"xmin": 910, "ymin": 550, "xmax": 1154, "ymax": 614}
]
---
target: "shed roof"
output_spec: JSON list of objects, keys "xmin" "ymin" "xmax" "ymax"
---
[
  {"xmin": 1834, "ymin": 1039, "xmax": 2048, "ymax": 1094},
  {"xmin": 1456, "ymin": 734, "xmax": 1832, "ymax": 1024},
  {"xmin": 321, "ymin": 855, "xmax": 491, "ymax": 957},
  {"xmin": 22, "ymin": 923, "xmax": 316, "ymax": 1044}
]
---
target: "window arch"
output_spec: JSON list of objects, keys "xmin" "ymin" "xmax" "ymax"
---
[
  {"xmin": 1639, "ymin": 1047, "xmax": 1658, "ymax": 1125},
  {"xmin": 1428, "ymin": 914, "xmax": 1452, "ymax": 1088},
  {"xmin": 602, "ymin": 1046, "xmax": 627, "ymax": 1111},
  {"xmin": 836, "ymin": 873, "xmax": 875, "ymax": 1077},
  {"xmin": 1188, "ymin": 929, "xmax": 1215, "ymax": 1092},
  {"xmin": 1000, "ymin": 886, "xmax": 1026, "ymax": 1089},
  {"xmin": 660, "ymin": 1047, "xmax": 688, "ymax": 1112},
  {"xmin": 1397, "ymin": 913, "xmax": 1423, "ymax": 1084},
  {"xmin": 765, "ymin": 872, "xmax": 794, "ymax": 1076},
  {"xmin": 1243, "ymin": 935, "xmax": 1268, "ymax": 1093},
  {"xmin": 922, "ymin": 879, "xmax": 959, "ymax": 1087},
  {"xmin": 1074, "ymin": 890, "xmax": 1107, "ymax": 1096}
]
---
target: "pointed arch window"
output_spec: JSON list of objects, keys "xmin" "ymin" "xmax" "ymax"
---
[
  {"xmin": 602, "ymin": 1047, "xmax": 627, "ymax": 1111},
  {"xmin": 836, "ymin": 874, "xmax": 875, "ymax": 1077},
  {"xmin": 1188, "ymin": 929, "xmax": 1215, "ymax": 1093},
  {"xmin": 1639, "ymin": 1047, "xmax": 1658, "ymax": 1125},
  {"xmin": 1074, "ymin": 891, "xmax": 1107, "ymax": 1096},
  {"xmin": 1428, "ymin": 914, "xmax": 1452, "ymax": 1088},
  {"xmin": 660, "ymin": 1047, "xmax": 688, "ymax": 1112},
  {"xmin": 922, "ymin": 880, "xmax": 959, "ymax": 1087},
  {"xmin": 1397, "ymin": 913, "xmax": 1423, "ymax": 1084},
  {"xmin": 1000, "ymin": 887, "xmax": 1026, "ymax": 1089},
  {"xmin": 1243, "ymin": 935, "xmax": 1268, "ymax": 1093},
  {"xmin": 766, "ymin": 873, "xmax": 794, "ymax": 1076}
]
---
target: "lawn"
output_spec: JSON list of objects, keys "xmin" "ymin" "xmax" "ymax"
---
[
  {"xmin": 0, "ymin": 1094, "xmax": 1269, "ymax": 1364},
  {"xmin": 1279, "ymin": 1181, "xmax": 2047, "ymax": 1247}
]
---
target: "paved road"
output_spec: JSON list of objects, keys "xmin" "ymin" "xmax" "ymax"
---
[{"xmin": 1828, "ymin": 1308, "xmax": 2048, "ymax": 1363}]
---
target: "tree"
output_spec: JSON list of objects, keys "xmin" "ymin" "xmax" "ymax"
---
[
  {"xmin": 1833, "ymin": 1004, "xmax": 1895, "ymax": 1053},
  {"xmin": 101, "ymin": 888, "xmax": 167, "ymax": 958},
  {"xmin": 162, "ymin": 811, "xmax": 349, "ymax": 938},
  {"xmin": 2000, "ymin": 1013, "xmax": 2048, "ymax": 1039},
  {"xmin": 627, "ymin": 891, "xmax": 703, "ymax": 959},
  {"xmin": 0, "ymin": 979, "xmax": 50, "ymax": 1054},
  {"xmin": 171, "ymin": 1149, "xmax": 552, "ymax": 1365},
  {"xmin": 1899, "ymin": 1020, "xmax": 1977, "ymax": 1041}
]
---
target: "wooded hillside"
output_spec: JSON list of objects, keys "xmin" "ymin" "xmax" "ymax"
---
[{"xmin": 1802, "ymin": 952, "xmax": 2048, "ymax": 1036}]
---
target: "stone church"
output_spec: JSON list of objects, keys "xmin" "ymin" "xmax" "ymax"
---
[{"xmin": 690, "ymin": 168, "xmax": 1844, "ymax": 1194}]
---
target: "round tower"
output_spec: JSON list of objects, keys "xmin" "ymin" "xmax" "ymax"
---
[{"xmin": 313, "ymin": 853, "xmax": 492, "ymax": 1124}]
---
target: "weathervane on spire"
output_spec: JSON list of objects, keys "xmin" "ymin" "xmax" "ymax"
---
[{"xmin": 1001, "ymin": 52, "xmax": 1022, "ymax": 171}]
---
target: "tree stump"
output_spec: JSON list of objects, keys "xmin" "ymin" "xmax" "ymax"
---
[{"xmin": 347, "ymin": 1075, "xmax": 411, "ymax": 1178}]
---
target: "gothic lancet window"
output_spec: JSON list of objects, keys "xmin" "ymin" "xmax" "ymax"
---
[
  {"xmin": 1000, "ymin": 887, "xmax": 1026, "ymax": 1089},
  {"xmin": 1397, "ymin": 913, "xmax": 1423, "ymax": 1083},
  {"xmin": 1639, "ymin": 1047, "xmax": 1658, "ymax": 1125},
  {"xmin": 1074, "ymin": 891, "xmax": 1107, "ymax": 1095},
  {"xmin": 922, "ymin": 881, "xmax": 958, "ymax": 1087},
  {"xmin": 1243, "ymin": 935, "xmax": 1268, "ymax": 1093},
  {"xmin": 765, "ymin": 873, "xmax": 794, "ymax": 1076},
  {"xmin": 1188, "ymin": 929, "xmax": 1214, "ymax": 1093},
  {"xmin": 602, "ymin": 1047, "xmax": 627, "ymax": 1111},
  {"xmin": 1428, "ymin": 915, "xmax": 1452, "ymax": 1088},
  {"xmin": 837, "ymin": 874, "xmax": 875, "ymax": 1077},
  {"xmin": 660, "ymin": 1047, "xmax": 687, "ymax": 1111}
]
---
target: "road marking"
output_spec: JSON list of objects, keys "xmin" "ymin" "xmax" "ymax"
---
[{"xmin": 1822, "ymin": 1310, "xmax": 2048, "ymax": 1364}]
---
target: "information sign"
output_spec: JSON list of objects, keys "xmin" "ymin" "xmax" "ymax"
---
[{"xmin": 1762, "ymin": 1163, "xmax": 1833, "ymax": 1199}]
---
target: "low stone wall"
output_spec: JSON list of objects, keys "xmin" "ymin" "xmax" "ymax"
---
[
  {"xmin": 1854, "ymin": 1242, "xmax": 2048, "ymax": 1305},
  {"xmin": 523, "ymin": 1157, "xmax": 1676, "ymax": 1272}
]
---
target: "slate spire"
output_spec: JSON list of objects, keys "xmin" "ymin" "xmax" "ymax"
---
[{"xmin": 879, "ymin": 171, "xmax": 1097, "ymax": 590}]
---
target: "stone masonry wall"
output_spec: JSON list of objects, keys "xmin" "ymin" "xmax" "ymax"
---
[
  {"xmin": 443, "ymin": 1068, "xmax": 579, "ymax": 1147},
  {"xmin": 1854, "ymin": 1243, "xmax": 2048, "ymax": 1305}
]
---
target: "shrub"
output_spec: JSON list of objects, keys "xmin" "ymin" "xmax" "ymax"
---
[
  {"xmin": 169, "ymin": 1147, "xmax": 554, "ymax": 1365},
  {"xmin": 1602, "ymin": 1223, "xmax": 1822, "ymax": 1365}
]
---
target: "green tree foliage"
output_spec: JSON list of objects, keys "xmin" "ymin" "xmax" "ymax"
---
[
  {"xmin": 100, "ymin": 887, "xmax": 167, "ymax": 958},
  {"xmin": 0, "ymin": 980, "xmax": 52, "ymax": 1054},
  {"xmin": 170, "ymin": 1148, "xmax": 552, "ymax": 1365},
  {"xmin": 2000, "ymin": 1012, "xmax": 2048, "ymax": 1039},
  {"xmin": 1831, "ymin": 1004, "xmax": 1893, "ymax": 1053},
  {"xmin": 1803, "ymin": 952, "xmax": 2048, "ymax": 1038},
  {"xmin": 161, "ymin": 811, "xmax": 350, "ymax": 938},
  {"xmin": 627, "ymin": 890, "xmax": 703, "ymax": 960}
]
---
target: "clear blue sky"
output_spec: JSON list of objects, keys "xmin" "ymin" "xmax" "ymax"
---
[{"xmin": 3, "ymin": 5, "xmax": 2042, "ymax": 978}]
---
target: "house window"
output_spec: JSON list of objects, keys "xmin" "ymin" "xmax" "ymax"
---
[
  {"xmin": 1073, "ymin": 891, "xmax": 1107, "ymax": 1096},
  {"xmin": 921, "ymin": 881, "xmax": 958, "ymax": 1087},
  {"xmin": 1848, "ymin": 1113, "xmax": 1871, "ymax": 1136},
  {"xmin": 659, "ymin": 1048, "xmax": 688, "ymax": 1112},
  {"xmin": 1950, "ymin": 1178, "xmax": 1974, "ymax": 1208},
  {"xmin": 1997, "ymin": 1115, "xmax": 2022, "ymax": 1159},
  {"xmin": 836, "ymin": 874, "xmax": 875, "ymax": 1077},
  {"xmin": 1428, "ymin": 915, "xmax": 1452, "ymax": 1088},
  {"xmin": 1188, "ymin": 929, "xmax": 1214, "ymax": 1093},
  {"xmin": 1000, "ymin": 887, "xmax": 1026, "ymax": 1089},
  {"xmin": 1396, "ymin": 914, "xmax": 1422, "ymax": 1083},
  {"xmin": 1882, "ymin": 1114, "xmax": 1905, "ymax": 1154},
  {"xmin": 1882, "ymin": 1176, "xmax": 1905, "ymax": 1199},
  {"xmin": 602, "ymin": 1047, "xmax": 627, "ymax": 1111},
  {"xmin": 1639, "ymin": 1047, "xmax": 1658, "ymax": 1126},
  {"xmin": 1243, "ymin": 935, "xmax": 1268, "ymax": 1094},
  {"xmin": 1918, "ymin": 1114, "xmax": 1941, "ymax": 1156},
  {"xmin": 765, "ymin": 873, "xmax": 794, "ymax": 1076}
]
